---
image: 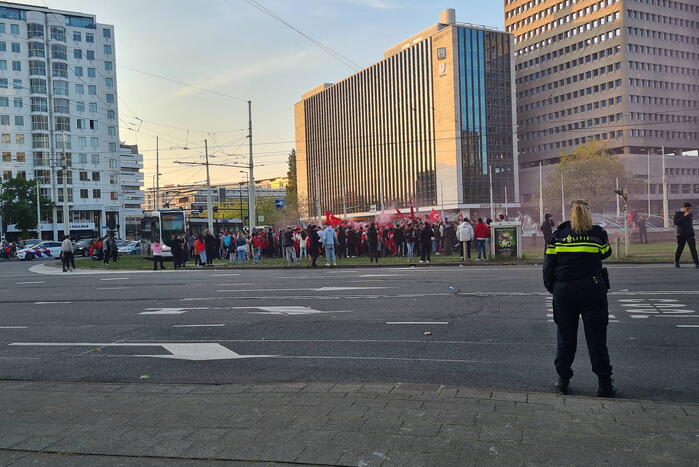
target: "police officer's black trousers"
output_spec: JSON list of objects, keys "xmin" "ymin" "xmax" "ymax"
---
[{"xmin": 553, "ymin": 280, "xmax": 612, "ymax": 379}]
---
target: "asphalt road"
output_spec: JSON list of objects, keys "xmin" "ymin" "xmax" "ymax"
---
[{"xmin": 0, "ymin": 259, "xmax": 697, "ymax": 403}]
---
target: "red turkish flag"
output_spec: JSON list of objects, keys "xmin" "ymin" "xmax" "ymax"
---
[
  {"xmin": 409, "ymin": 202, "xmax": 416, "ymax": 221},
  {"xmin": 428, "ymin": 209, "xmax": 442, "ymax": 224},
  {"xmin": 325, "ymin": 211, "xmax": 342, "ymax": 228}
]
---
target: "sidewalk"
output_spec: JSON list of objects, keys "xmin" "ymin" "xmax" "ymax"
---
[{"xmin": 0, "ymin": 381, "xmax": 696, "ymax": 466}]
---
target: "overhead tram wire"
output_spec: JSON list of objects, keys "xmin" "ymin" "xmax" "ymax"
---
[{"xmin": 241, "ymin": 0, "xmax": 361, "ymax": 72}]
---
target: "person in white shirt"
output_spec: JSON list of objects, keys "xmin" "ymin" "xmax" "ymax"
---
[
  {"xmin": 456, "ymin": 219, "xmax": 474, "ymax": 260},
  {"xmin": 61, "ymin": 235, "xmax": 75, "ymax": 272}
]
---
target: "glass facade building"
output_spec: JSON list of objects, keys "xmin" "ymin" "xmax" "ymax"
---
[{"xmin": 295, "ymin": 10, "xmax": 519, "ymax": 219}]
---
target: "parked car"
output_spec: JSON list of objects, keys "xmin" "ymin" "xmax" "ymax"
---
[
  {"xmin": 17, "ymin": 239, "xmax": 42, "ymax": 249},
  {"xmin": 16, "ymin": 241, "xmax": 62, "ymax": 261},
  {"xmin": 117, "ymin": 241, "xmax": 142, "ymax": 255},
  {"xmin": 74, "ymin": 239, "xmax": 93, "ymax": 257}
]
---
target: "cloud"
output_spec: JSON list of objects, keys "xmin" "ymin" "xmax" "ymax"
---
[{"xmin": 170, "ymin": 51, "xmax": 312, "ymax": 100}]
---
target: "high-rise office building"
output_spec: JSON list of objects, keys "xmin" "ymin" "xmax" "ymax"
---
[
  {"xmin": 0, "ymin": 2, "xmax": 132, "ymax": 240},
  {"xmin": 505, "ymin": 0, "xmax": 699, "ymax": 213},
  {"xmin": 295, "ymin": 9, "xmax": 519, "ymax": 220}
]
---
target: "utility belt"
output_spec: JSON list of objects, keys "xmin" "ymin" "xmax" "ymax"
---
[{"xmin": 592, "ymin": 268, "xmax": 610, "ymax": 290}]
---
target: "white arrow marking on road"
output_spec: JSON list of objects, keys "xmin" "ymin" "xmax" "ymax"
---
[
  {"xmin": 9, "ymin": 342, "xmax": 276, "ymax": 361},
  {"xmin": 140, "ymin": 307, "xmax": 210, "ymax": 315},
  {"xmin": 139, "ymin": 343, "xmax": 276, "ymax": 361},
  {"xmin": 230, "ymin": 306, "xmax": 351, "ymax": 315}
]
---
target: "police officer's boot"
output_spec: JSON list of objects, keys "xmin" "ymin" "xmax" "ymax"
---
[
  {"xmin": 597, "ymin": 377, "xmax": 617, "ymax": 398},
  {"xmin": 555, "ymin": 377, "xmax": 570, "ymax": 394}
]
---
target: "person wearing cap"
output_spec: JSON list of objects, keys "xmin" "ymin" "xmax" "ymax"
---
[{"xmin": 673, "ymin": 202, "xmax": 698, "ymax": 268}]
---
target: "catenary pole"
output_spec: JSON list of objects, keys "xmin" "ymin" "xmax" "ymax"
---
[
  {"xmin": 156, "ymin": 136, "xmax": 160, "ymax": 210},
  {"xmin": 489, "ymin": 165, "xmax": 494, "ymax": 221},
  {"xmin": 661, "ymin": 146, "xmax": 669, "ymax": 228},
  {"xmin": 538, "ymin": 162, "xmax": 544, "ymax": 225},
  {"xmin": 647, "ymin": 149, "xmax": 651, "ymax": 217},
  {"xmin": 204, "ymin": 139, "xmax": 214, "ymax": 233},
  {"xmin": 560, "ymin": 172, "xmax": 565, "ymax": 221},
  {"xmin": 36, "ymin": 178, "xmax": 42, "ymax": 240},
  {"xmin": 247, "ymin": 101, "xmax": 256, "ymax": 230}
]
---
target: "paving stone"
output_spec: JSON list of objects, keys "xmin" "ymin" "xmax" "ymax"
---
[
  {"xmin": 398, "ymin": 421, "xmax": 442, "ymax": 437},
  {"xmin": 491, "ymin": 391, "xmax": 528, "ymax": 403},
  {"xmin": 294, "ymin": 444, "xmax": 346, "ymax": 464},
  {"xmin": 328, "ymin": 383, "xmax": 364, "ymax": 393},
  {"xmin": 479, "ymin": 425, "xmax": 523, "ymax": 443}
]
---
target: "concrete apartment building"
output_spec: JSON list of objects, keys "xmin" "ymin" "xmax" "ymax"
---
[
  {"xmin": 295, "ymin": 9, "xmax": 519, "ymax": 220},
  {"xmin": 0, "ymin": 2, "xmax": 137, "ymax": 240},
  {"xmin": 505, "ymin": 0, "xmax": 699, "ymax": 216},
  {"xmin": 118, "ymin": 143, "xmax": 144, "ymax": 237}
]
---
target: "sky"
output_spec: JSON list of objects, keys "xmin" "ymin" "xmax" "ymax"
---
[{"xmin": 19, "ymin": 0, "xmax": 505, "ymax": 188}]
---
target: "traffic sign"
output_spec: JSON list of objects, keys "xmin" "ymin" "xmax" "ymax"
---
[{"xmin": 275, "ymin": 199, "xmax": 285, "ymax": 209}]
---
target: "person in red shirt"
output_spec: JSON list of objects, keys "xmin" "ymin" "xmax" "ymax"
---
[
  {"xmin": 251, "ymin": 231, "xmax": 265, "ymax": 264},
  {"xmin": 474, "ymin": 218, "xmax": 490, "ymax": 261}
]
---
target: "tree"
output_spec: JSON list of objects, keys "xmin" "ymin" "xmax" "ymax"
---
[
  {"xmin": 285, "ymin": 149, "xmax": 298, "ymax": 214},
  {"xmin": 541, "ymin": 142, "xmax": 637, "ymax": 216},
  {"xmin": 0, "ymin": 178, "xmax": 53, "ymax": 235}
]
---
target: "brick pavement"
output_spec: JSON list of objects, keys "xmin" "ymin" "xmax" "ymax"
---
[{"xmin": 0, "ymin": 381, "xmax": 696, "ymax": 466}]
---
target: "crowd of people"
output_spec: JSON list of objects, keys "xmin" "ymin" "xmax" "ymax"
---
[{"xmin": 163, "ymin": 217, "xmax": 497, "ymax": 268}]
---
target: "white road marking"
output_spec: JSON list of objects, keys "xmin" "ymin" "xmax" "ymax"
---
[
  {"xmin": 359, "ymin": 274, "xmax": 404, "ymax": 278},
  {"xmin": 630, "ymin": 315, "xmax": 650, "ymax": 319},
  {"xmin": 97, "ymin": 287, "xmax": 130, "ymax": 290},
  {"xmin": 653, "ymin": 315, "xmax": 699, "ymax": 318},
  {"xmin": 386, "ymin": 322, "xmax": 448, "ymax": 325},
  {"xmin": 16, "ymin": 281, "xmax": 45, "ymax": 285},
  {"xmin": 216, "ymin": 286, "xmax": 394, "ymax": 293},
  {"xmin": 173, "ymin": 324, "xmax": 225, "ymax": 328},
  {"xmin": 216, "ymin": 283, "xmax": 253, "ymax": 286},
  {"xmin": 34, "ymin": 301, "xmax": 70, "ymax": 305},
  {"xmin": 676, "ymin": 325, "xmax": 699, "ymax": 328},
  {"xmin": 0, "ymin": 326, "xmax": 28, "ymax": 329},
  {"xmin": 230, "ymin": 306, "xmax": 351, "ymax": 316},
  {"xmin": 9, "ymin": 342, "xmax": 276, "ymax": 361},
  {"xmin": 211, "ymin": 274, "xmax": 240, "ymax": 277},
  {"xmin": 100, "ymin": 277, "xmax": 130, "ymax": 281},
  {"xmin": 140, "ymin": 307, "xmax": 210, "ymax": 315}
]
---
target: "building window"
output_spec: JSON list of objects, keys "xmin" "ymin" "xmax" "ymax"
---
[
  {"xmin": 74, "ymin": 66, "xmax": 83, "ymax": 77},
  {"xmin": 88, "ymin": 85, "xmax": 96, "ymax": 95},
  {"xmin": 93, "ymin": 189, "xmax": 101, "ymax": 198},
  {"xmin": 86, "ymin": 33, "xmax": 94, "ymax": 43},
  {"xmin": 0, "ymin": 60, "xmax": 6, "ymax": 71},
  {"xmin": 16, "ymin": 152, "xmax": 25, "ymax": 162},
  {"xmin": 91, "ymin": 155, "xmax": 100, "ymax": 165},
  {"xmin": 53, "ymin": 98, "xmax": 69, "ymax": 114},
  {"xmin": 80, "ymin": 189, "xmax": 89, "ymax": 199},
  {"xmin": 11, "ymin": 42, "xmax": 19, "ymax": 53},
  {"xmin": 50, "ymin": 26, "xmax": 66, "ymax": 42},
  {"xmin": 104, "ymin": 61, "xmax": 113, "ymax": 71},
  {"xmin": 77, "ymin": 136, "xmax": 86, "ymax": 147},
  {"xmin": 52, "ymin": 80, "xmax": 69, "ymax": 96},
  {"xmin": 11, "ymin": 61, "xmax": 20, "ymax": 71},
  {"xmin": 0, "ymin": 78, "xmax": 6, "ymax": 88},
  {"xmin": 28, "ymin": 24, "xmax": 44, "ymax": 39},
  {"xmin": 0, "ymin": 115, "xmax": 8, "ymax": 125},
  {"xmin": 103, "ymin": 28, "xmax": 111, "ymax": 39},
  {"xmin": 1, "ymin": 151, "xmax": 9, "ymax": 161},
  {"xmin": 10, "ymin": 24, "xmax": 19, "ymax": 35},
  {"xmin": 105, "ymin": 78, "xmax": 113, "ymax": 87},
  {"xmin": 75, "ymin": 101, "xmax": 85, "ymax": 112},
  {"xmin": 51, "ymin": 62, "xmax": 68, "ymax": 78},
  {"xmin": 0, "ymin": 97, "xmax": 7, "ymax": 107},
  {"xmin": 30, "ymin": 78, "xmax": 47, "ymax": 94},
  {"xmin": 50, "ymin": 44, "xmax": 67, "ymax": 60},
  {"xmin": 73, "ymin": 49, "xmax": 82, "ymax": 59},
  {"xmin": 29, "ymin": 60, "xmax": 45, "ymax": 76},
  {"xmin": 86, "ymin": 50, "xmax": 95, "ymax": 60},
  {"xmin": 31, "ymin": 115, "xmax": 49, "ymax": 131},
  {"xmin": 13, "ymin": 97, "xmax": 22, "ymax": 108},
  {"xmin": 87, "ymin": 67, "xmax": 96, "ymax": 78},
  {"xmin": 106, "ymin": 94, "xmax": 114, "ymax": 104},
  {"xmin": 90, "ymin": 137, "xmax": 99, "ymax": 148},
  {"xmin": 55, "ymin": 116, "xmax": 70, "ymax": 132},
  {"xmin": 31, "ymin": 97, "xmax": 47, "ymax": 112},
  {"xmin": 107, "ymin": 110, "xmax": 115, "ymax": 120},
  {"xmin": 73, "ymin": 31, "xmax": 81, "ymax": 42},
  {"xmin": 89, "ymin": 103, "xmax": 97, "ymax": 113},
  {"xmin": 89, "ymin": 120, "xmax": 98, "ymax": 130},
  {"xmin": 92, "ymin": 171, "xmax": 100, "ymax": 180},
  {"xmin": 104, "ymin": 45, "xmax": 112, "ymax": 55},
  {"xmin": 14, "ymin": 116, "xmax": 23, "ymax": 126},
  {"xmin": 77, "ymin": 119, "xmax": 85, "ymax": 129},
  {"xmin": 108, "ymin": 159, "xmax": 117, "ymax": 169},
  {"xmin": 108, "ymin": 126, "xmax": 116, "ymax": 137},
  {"xmin": 15, "ymin": 134, "xmax": 24, "ymax": 145},
  {"xmin": 75, "ymin": 84, "xmax": 84, "ymax": 95}
]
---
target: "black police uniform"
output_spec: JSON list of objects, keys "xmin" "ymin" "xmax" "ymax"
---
[{"xmin": 543, "ymin": 222, "xmax": 613, "ymax": 385}]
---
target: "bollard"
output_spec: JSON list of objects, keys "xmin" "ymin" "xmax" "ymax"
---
[{"xmin": 615, "ymin": 237, "xmax": 621, "ymax": 259}]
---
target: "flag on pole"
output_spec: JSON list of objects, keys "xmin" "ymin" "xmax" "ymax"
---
[
  {"xmin": 409, "ymin": 201, "xmax": 416, "ymax": 221},
  {"xmin": 428, "ymin": 209, "xmax": 442, "ymax": 224},
  {"xmin": 325, "ymin": 211, "xmax": 342, "ymax": 228}
]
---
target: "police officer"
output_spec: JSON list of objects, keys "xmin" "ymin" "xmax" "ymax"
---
[{"xmin": 543, "ymin": 200, "xmax": 617, "ymax": 397}]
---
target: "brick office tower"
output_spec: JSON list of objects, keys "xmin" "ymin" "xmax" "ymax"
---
[{"xmin": 505, "ymin": 0, "xmax": 699, "ymax": 219}]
